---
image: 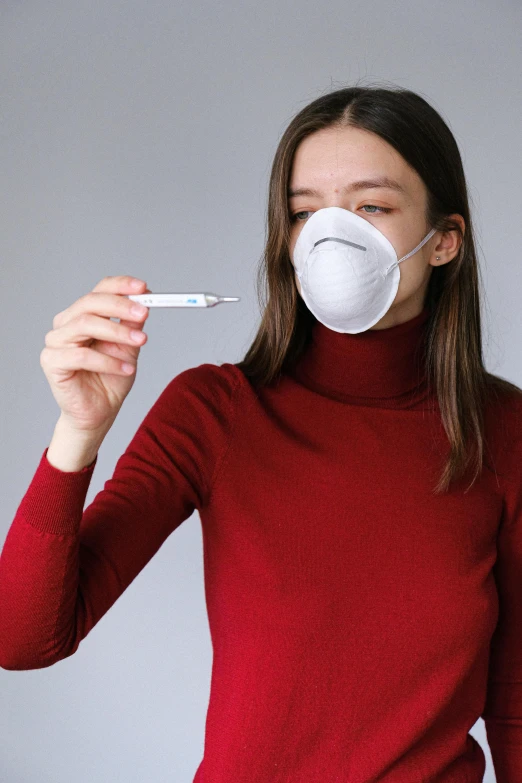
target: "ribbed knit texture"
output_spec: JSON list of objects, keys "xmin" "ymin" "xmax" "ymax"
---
[{"xmin": 1, "ymin": 304, "xmax": 522, "ymax": 782}]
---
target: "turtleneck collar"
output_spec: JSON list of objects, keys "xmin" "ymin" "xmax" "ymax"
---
[{"xmin": 291, "ymin": 305, "xmax": 434, "ymax": 409}]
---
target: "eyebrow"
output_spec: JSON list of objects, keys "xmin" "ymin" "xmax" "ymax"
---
[{"xmin": 287, "ymin": 176, "xmax": 408, "ymax": 199}]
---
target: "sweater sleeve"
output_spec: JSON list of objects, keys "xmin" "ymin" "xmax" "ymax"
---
[
  {"xmin": 0, "ymin": 362, "xmax": 241, "ymax": 671},
  {"xmin": 481, "ymin": 425, "xmax": 522, "ymax": 780}
]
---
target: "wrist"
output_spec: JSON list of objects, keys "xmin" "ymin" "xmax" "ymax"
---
[
  {"xmin": 47, "ymin": 416, "xmax": 112, "ymax": 473},
  {"xmin": 55, "ymin": 413, "xmax": 114, "ymax": 442}
]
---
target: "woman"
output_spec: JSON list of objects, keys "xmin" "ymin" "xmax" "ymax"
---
[{"xmin": 1, "ymin": 84, "xmax": 521, "ymax": 782}]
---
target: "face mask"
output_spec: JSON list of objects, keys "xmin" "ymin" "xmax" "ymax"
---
[{"xmin": 292, "ymin": 206, "xmax": 437, "ymax": 333}]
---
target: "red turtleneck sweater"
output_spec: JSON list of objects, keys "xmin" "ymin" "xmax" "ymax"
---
[{"xmin": 1, "ymin": 306, "xmax": 522, "ymax": 782}]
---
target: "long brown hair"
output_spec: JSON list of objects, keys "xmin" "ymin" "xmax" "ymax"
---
[{"xmin": 234, "ymin": 81, "xmax": 522, "ymax": 495}]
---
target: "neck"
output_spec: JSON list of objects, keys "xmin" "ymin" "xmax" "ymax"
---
[{"xmin": 291, "ymin": 305, "xmax": 434, "ymax": 409}]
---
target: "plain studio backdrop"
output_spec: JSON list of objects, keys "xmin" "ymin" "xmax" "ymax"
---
[{"xmin": 1, "ymin": 1, "xmax": 521, "ymax": 781}]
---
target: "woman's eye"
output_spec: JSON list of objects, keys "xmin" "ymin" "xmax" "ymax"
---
[
  {"xmin": 291, "ymin": 211, "xmax": 312, "ymax": 222},
  {"xmin": 361, "ymin": 205, "xmax": 392, "ymax": 215},
  {"xmin": 290, "ymin": 205, "xmax": 392, "ymax": 222}
]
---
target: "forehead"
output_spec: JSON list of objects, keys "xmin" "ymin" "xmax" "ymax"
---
[{"xmin": 288, "ymin": 126, "xmax": 420, "ymax": 199}]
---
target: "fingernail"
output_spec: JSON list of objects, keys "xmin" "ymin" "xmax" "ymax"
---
[{"xmin": 131, "ymin": 279, "xmax": 144, "ymax": 288}]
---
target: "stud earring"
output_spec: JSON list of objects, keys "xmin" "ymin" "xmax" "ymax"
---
[{"xmin": 436, "ymin": 256, "xmax": 441, "ymax": 260}]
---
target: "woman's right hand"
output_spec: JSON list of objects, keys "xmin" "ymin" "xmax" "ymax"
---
[{"xmin": 40, "ymin": 275, "xmax": 152, "ymax": 433}]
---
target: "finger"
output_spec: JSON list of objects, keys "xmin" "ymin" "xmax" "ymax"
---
[
  {"xmin": 91, "ymin": 275, "xmax": 148, "ymax": 294},
  {"xmin": 54, "ymin": 278, "xmax": 149, "ymax": 330},
  {"xmin": 42, "ymin": 345, "xmax": 137, "ymax": 377},
  {"xmin": 45, "ymin": 312, "xmax": 147, "ymax": 349}
]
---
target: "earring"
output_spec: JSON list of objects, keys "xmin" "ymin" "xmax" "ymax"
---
[{"xmin": 436, "ymin": 256, "xmax": 441, "ymax": 260}]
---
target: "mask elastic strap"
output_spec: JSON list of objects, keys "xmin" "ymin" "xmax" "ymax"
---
[{"xmin": 395, "ymin": 227, "xmax": 437, "ymax": 267}]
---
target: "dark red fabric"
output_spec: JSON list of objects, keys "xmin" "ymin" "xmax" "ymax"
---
[{"xmin": 2, "ymin": 305, "xmax": 522, "ymax": 781}]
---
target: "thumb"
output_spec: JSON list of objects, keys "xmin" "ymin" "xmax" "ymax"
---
[{"xmin": 119, "ymin": 287, "xmax": 153, "ymax": 333}]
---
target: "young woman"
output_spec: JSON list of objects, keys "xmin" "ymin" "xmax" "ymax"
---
[{"xmin": 1, "ymin": 85, "xmax": 521, "ymax": 782}]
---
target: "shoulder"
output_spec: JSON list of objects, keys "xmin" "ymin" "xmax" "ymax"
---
[
  {"xmin": 154, "ymin": 361, "xmax": 245, "ymax": 419},
  {"xmin": 483, "ymin": 378, "xmax": 522, "ymax": 481},
  {"xmin": 484, "ymin": 379, "xmax": 522, "ymax": 436},
  {"xmin": 167, "ymin": 361, "xmax": 244, "ymax": 396}
]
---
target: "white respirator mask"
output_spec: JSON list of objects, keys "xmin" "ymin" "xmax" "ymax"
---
[{"xmin": 292, "ymin": 206, "xmax": 437, "ymax": 334}]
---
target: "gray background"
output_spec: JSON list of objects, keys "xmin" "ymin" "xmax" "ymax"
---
[{"xmin": 1, "ymin": 1, "xmax": 521, "ymax": 781}]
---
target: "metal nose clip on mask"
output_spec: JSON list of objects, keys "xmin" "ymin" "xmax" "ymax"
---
[{"xmin": 292, "ymin": 206, "xmax": 437, "ymax": 334}]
